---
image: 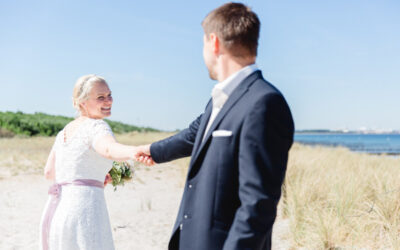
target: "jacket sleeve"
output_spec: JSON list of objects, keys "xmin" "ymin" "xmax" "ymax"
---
[
  {"xmin": 223, "ymin": 93, "xmax": 294, "ymax": 250},
  {"xmin": 150, "ymin": 114, "xmax": 202, "ymax": 163}
]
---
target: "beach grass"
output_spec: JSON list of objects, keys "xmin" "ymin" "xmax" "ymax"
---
[
  {"xmin": 284, "ymin": 143, "xmax": 400, "ymax": 249},
  {"xmin": 0, "ymin": 136, "xmax": 55, "ymax": 176},
  {"xmin": 0, "ymin": 132, "xmax": 190, "ymax": 183}
]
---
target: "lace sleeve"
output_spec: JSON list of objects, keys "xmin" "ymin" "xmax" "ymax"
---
[{"xmin": 91, "ymin": 119, "xmax": 115, "ymax": 148}]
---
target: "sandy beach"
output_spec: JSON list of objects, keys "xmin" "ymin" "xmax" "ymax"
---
[
  {"xmin": 0, "ymin": 162, "xmax": 184, "ymax": 249},
  {"xmin": 0, "ymin": 161, "xmax": 289, "ymax": 250}
]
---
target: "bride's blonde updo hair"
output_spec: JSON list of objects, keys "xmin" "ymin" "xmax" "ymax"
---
[{"xmin": 73, "ymin": 74, "xmax": 107, "ymax": 113}]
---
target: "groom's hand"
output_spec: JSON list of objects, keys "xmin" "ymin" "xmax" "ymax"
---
[{"xmin": 134, "ymin": 144, "xmax": 155, "ymax": 166}]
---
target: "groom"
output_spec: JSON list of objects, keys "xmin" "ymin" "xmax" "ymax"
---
[{"xmin": 138, "ymin": 3, "xmax": 294, "ymax": 250}]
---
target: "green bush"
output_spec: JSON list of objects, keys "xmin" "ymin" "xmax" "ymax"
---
[{"xmin": 0, "ymin": 111, "xmax": 158, "ymax": 136}]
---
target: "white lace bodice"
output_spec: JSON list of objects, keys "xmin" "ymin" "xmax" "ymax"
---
[{"xmin": 53, "ymin": 118, "xmax": 114, "ymax": 183}]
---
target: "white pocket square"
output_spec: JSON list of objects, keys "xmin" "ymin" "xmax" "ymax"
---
[{"xmin": 212, "ymin": 130, "xmax": 232, "ymax": 137}]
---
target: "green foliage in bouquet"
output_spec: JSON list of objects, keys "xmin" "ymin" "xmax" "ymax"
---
[{"xmin": 109, "ymin": 161, "xmax": 133, "ymax": 191}]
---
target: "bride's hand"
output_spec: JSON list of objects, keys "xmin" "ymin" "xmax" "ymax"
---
[
  {"xmin": 138, "ymin": 155, "xmax": 155, "ymax": 166},
  {"xmin": 134, "ymin": 144, "xmax": 155, "ymax": 166},
  {"xmin": 104, "ymin": 173, "xmax": 112, "ymax": 186}
]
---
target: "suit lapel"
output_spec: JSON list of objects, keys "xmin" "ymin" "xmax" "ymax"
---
[
  {"xmin": 189, "ymin": 100, "xmax": 212, "ymax": 165},
  {"xmin": 190, "ymin": 70, "xmax": 261, "ymax": 167}
]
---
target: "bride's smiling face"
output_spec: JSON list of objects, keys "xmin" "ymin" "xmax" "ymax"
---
[{"xmin": 81, "ymin": 82, "xmax": 113, "ymax": 119}]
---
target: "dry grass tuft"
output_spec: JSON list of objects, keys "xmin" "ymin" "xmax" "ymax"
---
[
  {"xmin": 284, "ymin": 143, "xmax": 400, "ymax": 249},
  {"xmin": 0, "ymin": 127, "xmax": 14, "ymax": 138},
  {"xmin": 0, "ymin": 136, "xmax": 54, "ymax": 176}
]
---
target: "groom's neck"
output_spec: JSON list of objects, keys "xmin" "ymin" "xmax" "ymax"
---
[{"xmin": 216, "ymin": 55, "xmax": 256, "ymax": 82}]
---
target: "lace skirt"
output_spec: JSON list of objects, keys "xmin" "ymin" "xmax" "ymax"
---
[{"xmin": 39, "ymin": 185, "xmax": 115, "ymax": 250}]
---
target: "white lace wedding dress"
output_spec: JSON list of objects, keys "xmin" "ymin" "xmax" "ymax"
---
[{"xmin": 39, "ymin": 118, "xmax": 115, "ymax": 250}]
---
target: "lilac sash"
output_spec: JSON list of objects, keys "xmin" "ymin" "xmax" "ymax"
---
[{"xmin": 42, "ymin": 179, "xmax": 104, "ymax": 250}]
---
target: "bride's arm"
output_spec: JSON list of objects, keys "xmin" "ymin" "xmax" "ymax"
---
[
  {"xmin": 93, "ymin": 135, "xmax": 137, "ymax": 162},
  {"xmin": 44, "ymin": 149, "xmax": 56, "ymax": 180}
]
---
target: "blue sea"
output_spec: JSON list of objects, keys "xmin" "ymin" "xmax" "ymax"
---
[{"xmin": 294, "ymin": 133, "xmax": 400, "ymax": 154}]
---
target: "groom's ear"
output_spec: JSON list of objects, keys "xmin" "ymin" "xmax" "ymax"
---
[{"xmin": 209, "ymin": 33, "xmax": 220, "ymax": 55}]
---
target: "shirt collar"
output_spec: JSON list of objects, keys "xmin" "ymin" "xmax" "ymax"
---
[{"xmin": 214, "ymin": 64, "xmax": 258, "ymax": 97}]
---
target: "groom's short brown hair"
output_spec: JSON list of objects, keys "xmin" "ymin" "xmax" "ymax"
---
[{"xmin": 202, "ymin": 2, "xmax": 260, "ymax": 58}]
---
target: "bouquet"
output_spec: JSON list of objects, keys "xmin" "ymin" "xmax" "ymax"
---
[{"xmin": 109, "ymin": 161, "xmax": 134, "ymax": 191}]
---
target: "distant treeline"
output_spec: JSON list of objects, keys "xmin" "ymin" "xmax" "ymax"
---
[
  {"xmin": 0, "ymin": 111, "xmax": 159, "ymax": 137},
  {"xmin": 296, "ymin": 129, "xmax": 334, "ymax": 134},
  {"xmin": 295, "ymin": 129, "xmax": 346, "ymax": 134}
]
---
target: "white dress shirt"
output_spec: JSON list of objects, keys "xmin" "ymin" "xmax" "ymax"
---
[{"xmin": 202, "ymin": 64, "xmax": 258, "ymax": 141}]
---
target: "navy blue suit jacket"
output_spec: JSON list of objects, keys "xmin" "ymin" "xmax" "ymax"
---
[{"xmin": 150, "ymin": 70, "xmax": 294, "ymax": 250}]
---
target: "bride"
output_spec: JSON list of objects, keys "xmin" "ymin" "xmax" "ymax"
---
[{"xmin": 39, "ymin": 75, "xmax": 150, "ymax": 250}]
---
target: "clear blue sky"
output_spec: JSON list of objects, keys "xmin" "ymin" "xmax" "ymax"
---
[{"xmin": 1, "ymin": 0, "xmax": 399, "ymax": 131}]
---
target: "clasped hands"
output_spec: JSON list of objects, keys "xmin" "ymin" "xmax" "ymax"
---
[{"xmin": 133, "ymin": 144, "xmax": 155, "ymax": 166}]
